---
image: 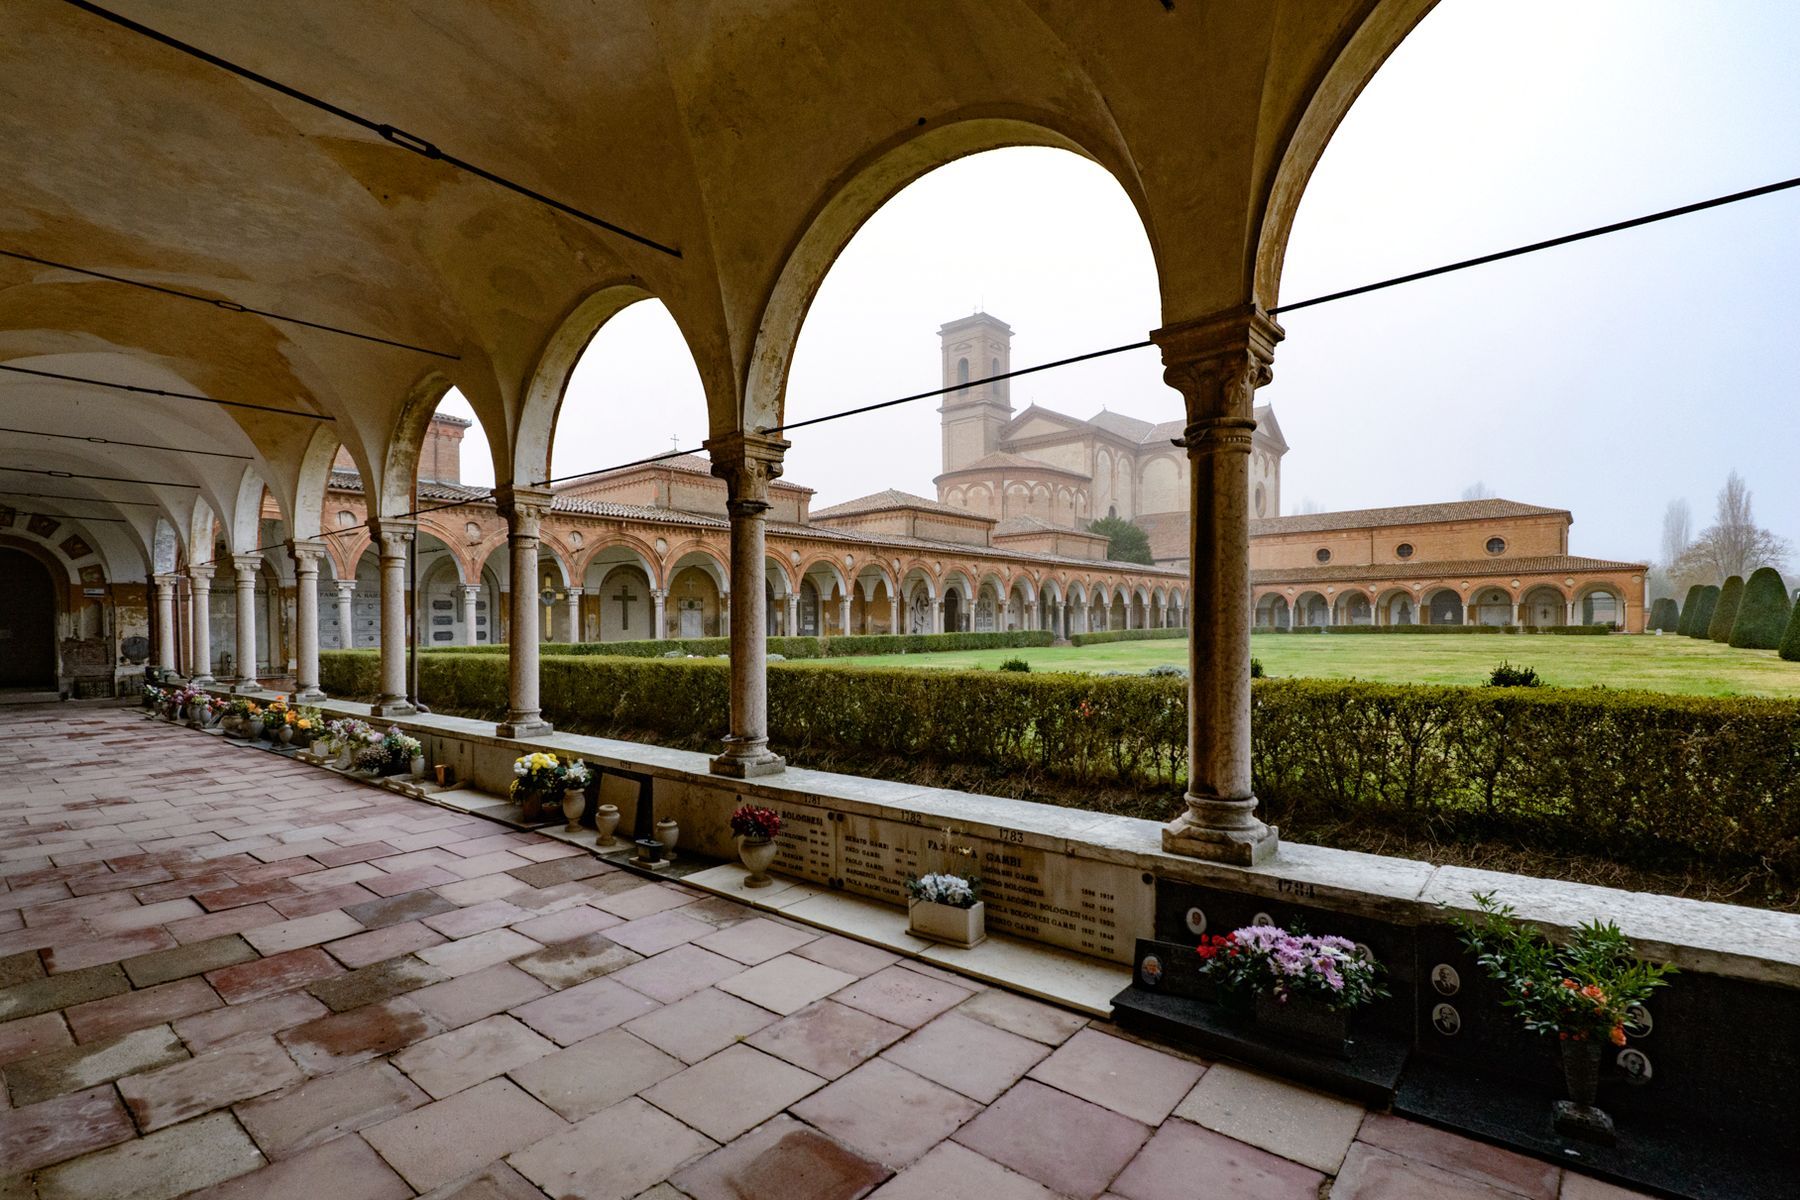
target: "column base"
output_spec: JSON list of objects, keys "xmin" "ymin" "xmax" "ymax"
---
[
  {"xmin": 292, "ymin": 688, "xmax": 327, "ymax": 703},
  {"xmin": 229, "ymin": 680, "xmax": 263, "ymax": 695},
  {"xmin": 497, "ymin": 716, "xmax": 553, "ymax": 739},
  {"xmin": 1162, "ymin": 810, "xmax": 1279, "ymax": 866},
  {"xmin": 371, "ymin": 699, "xmax": 417, "ymax": 718},
  {"xmin": 710, "ymin": 737, "xmax": 786, "ymax": 778}
]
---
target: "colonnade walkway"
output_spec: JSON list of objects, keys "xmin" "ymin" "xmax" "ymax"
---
[{"xmin": 0, "ymin": 707, "xmax": 1642, "ymax": 1200}]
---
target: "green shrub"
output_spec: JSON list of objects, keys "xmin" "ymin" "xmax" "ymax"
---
[
  {"xmin": 1321, "ymin": 624, "xmax": 1554, "ymax": 635},
  {"xmin": 1782, "ymin": 595, "xmax": 1800, "ymax": 662},
  {"xmin": 1708, "ymin": 575, "xmax": 1745, "ymax": 642},
  {"xmin": 1069, "ymin": 628, "xmax": 1186, "ymax": 646},
  {"xmin": 1648, "ymin": 597, "xmax": 1679, "ymax": 633},
  {"xmin": 423, "ymin": 630, "xmax": 1055, "ymax": 661},
  {"xmin": 1487, "ymin": 661, "xmax": 1543, "ymax": 688},
  {"xmin": 998, "ymin": 658, "xmax": 1031, "ymax": 672},
  {"xmin": 1729, "ymin": 567, "xmax": 1792, "ymax": 650},
  {"xmin": 1674, "ymin": 585, "xmax": 1704, "ymax": 636},
  {"xmin": 1250, "ymin": 657, "xmax": 1264, "ymax": 679},
  {"xmin": 1685, "ymin": 585, "xmax": 1719, "ymax": 639}
]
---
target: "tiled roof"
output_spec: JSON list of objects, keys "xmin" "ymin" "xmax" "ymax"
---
[
  {"xmin": 553, "ymin": 453, "xmax": 811, "ymax": 494},
  {"xmin": 936, "ymin": 451, "xmax": 1089, "ymax": 478},
  {"xmin": 1252, "ymin": 554, "xmax": 1646, "ymax": 586},
  {"xmin": 1251, "ymin": 499, "xmax": 1569, "ymax": 536},
  {"xmin": 1083, "ymin": 404, "xmax": 1274, "ymax": 446},
  {"xmin": 811, "ymin": 489, "xmax": 986, "ymax": 521},
  {"xmin": 328, "ymin": 470, "xmax": 490, "ymax": 504}
]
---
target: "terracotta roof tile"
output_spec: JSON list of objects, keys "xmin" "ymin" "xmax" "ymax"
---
[
  {"xmin": 1251, "ymin": 499, "xmax": 1568, "ymax": 535},
  {"xmin": 810, "ymin": 489, "xmax": 986, "ymax": 520},
  {"xmin": 1252, "ymin": 554, "xmax": 1646, "ymax": 586}
]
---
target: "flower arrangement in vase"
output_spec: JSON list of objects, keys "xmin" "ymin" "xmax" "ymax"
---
[
  {"xmin": 322, "ymin": 718, "xmax": 371, "ymax": 768},
  {"xmin": 1449, "ymin": 893, "xmax": 1674, "ymax": 1144},
  {"xmin": 142, "ymin": 684, "xmax": 164, "ymax": 711},
  {"xmin": 351, "ymin": 727, "xmax": 422, "ymax": 777},
  {"xmin": 510, "ymin": 752, "xmax": 586, "ymax": 824},
  {"xmin": 1195, "ymin": 926, "xmax": 1386, "ymax": 1055},
  {"xmin": 905, "ymin": 871, "xmax": 984, "ymax": 947},
  {"xmin": 258, "ymin": 698, "xmax": 294, "ymax": 743},
  {"xmin": 221, "ymin": 696, "xmax": 258, "ymax": 737},
  {"xmin": 729, "ymin": 805, "xmax": 782, "ymax": 888}
]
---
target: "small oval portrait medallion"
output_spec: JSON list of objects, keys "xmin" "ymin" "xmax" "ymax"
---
[
  {"xmin": 1184, "ymin": 907, "xmax": 1207, "ymax": 936},
  {"xmin": 1623, "ymin": 1004, "xmax": 1653, "ymax": 1039},
  {"xmin": 1139, "ymin": 955, "xmax": 1164, "ymax": 988},
  {"xmin": 1251, "ymin": 912, "xmax": 1275, "ymax": 928},
  {"xmin": 1430, "ymin": 964, "xmax": 1461, "ymax": 996},
  {"xmin": 1431, "ymin": 1003, "xmax": 1461, "ymax": 1037},
  {"xmin": 1617, "ymin": 1048, "xmax": 1652, "ymax": 1084}
]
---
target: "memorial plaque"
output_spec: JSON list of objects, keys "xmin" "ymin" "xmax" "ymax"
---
[
  {"xmin": 432, "ymin": 631, "xmax": 452, "ymax": 642},
  {"xmin": 770, "ymin": 803, "xmax": 835, "ymax": 885},
  {"xmin": 432, "ymin": 598, "xmax": 453, "ymax": 611}
]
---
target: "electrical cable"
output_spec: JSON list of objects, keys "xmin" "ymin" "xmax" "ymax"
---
[
  {"xmin": 1, "ymin": 505, "xmax": 128, "ymax": 525},
  {"xmin": 0, "ymin": 465, "xmax": 199, "ymax": 488},
  {"xmin": 0, "ymin": 362, "xmax": 334, "ymax": 421},
  {"xmin": 0, "ymin": 425, "xmax": 252, "ymax": 460},
  {"xmin": 60, "ymin": 0, "xmax": 681, "ymax": 259},
  {"xmin": 0, "ymin": 489, "xmax": 162, "ymax": 508}
]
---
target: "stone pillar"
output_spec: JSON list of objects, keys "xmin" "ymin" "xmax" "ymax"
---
[
  {"xmin": 187, "ymin": 565, "xmax": 214, "ymax": 684},
  {"xmin": 153, "ymin": 575, "xmax": 179, "ymax": 673},
  {"xmin": 335, "ymin": 581, "xmax": 356, "ymax": 648},
  {"xmin": 566, "ymin": 588, "xmax": 584, "ymax": 644},
  {"xmin": 839, "ymin": 593, "xmax": 853, "ymax": 636},
  {"xmin": 1157, "ymin": 304, "xmax": 1282, "ymax": 866},
  {"xmin": 933, "ymin": 598, "xmax": 945, "ymax": 635},
  {"xmin": 230, "ymin": 555, "xmax": 261, "ymax": 692},
  {"xmin": 367, "ymin": 519, "xmax": 416, "ymax": 717},
  {"xmin": 288, "ymin": 541, "xmax": 326, "ymax": 701},
  {"xmin": 652, "ymin": 589, "xmax": 668, "ymax": 640},
  {"xmin": 783, "ymin": 594, "xmax": 798, "ymax": 637},
  {"xmin": 1566, "ymin": 599, "xmax": 1576, "ymax": 626},
  {"xmin": 887, "ymin": 592, "xmax": 899, "ymax": 634},
  {"xmin": 494, "ymin": 487, "xmax": 554, "ymax": 737},
  {"xmin": 706, "ymin": 431, "xmax": 788, "ymax": 778},
  {"xmin": 461, "ymin": 585, "xmax": 480, "ymax": 646}
]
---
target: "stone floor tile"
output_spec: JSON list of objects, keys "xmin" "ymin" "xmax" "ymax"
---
[
  {"xmin": 511, "ymin": 930, "xmax": 642, "ymax": 989},
  {"xmin": 422, "ymin": 898, "xmax": 534, "ymax": 939},
  {"xmin": 595, "ymin": 882, "xmax": 700, "ymax": 921},
  {"xmin": 693, "ymin": 917, "xmax": 820, "ymax": 965},
  {"xmin": 1329, "ymin": 1142, "xmax": 1528, "ymax": 1200},
  {"xmin": 166, "ymin": 903, "xmax": 286, "ymax": 945},
  {"xmin": 312, "ymin": 841, "xmax": 400, "ymax": 868},
  {"xmin": 432, "ymin": 874, "xmax": 531, "ymax": 907},
  {"xmin": 509, "ymin": 903, "xmax": 622, "ymax": 945},
  {"xmin": 1111, "ymin": 1118, "xmax": 1325, "ymax": 1200},
  {"xmin": 866, "ymin": 1140, "xmax": 1057, "ymax": 1200},
  {"xmin": 5, "ymin": 1023, "xmax": 189, "ymax": 1106},
  {"xmin": 677, "ymin": 895, "xmax": 758, "ymax": 929},
  {"xmin": 392, "ymin": 1013, "xmax": 557, "ymax": 1099},
  {"xmin": 640, "ymin": 1043, "xmax": 824, "ymax": 1142},
  {"xmin": 414, "ymin": 1160, "xmax": 548, "ymax": 1200},
  {"xmin": 324, "ymin": 919, "xmax": 449, "ymax": 969},
  {"xmin": 830, "ymin": 964, "xmax": 972, "ymax": 1029},
  {"xmin": 174, "ymin": 990, "xmax": 329, "ymax": 1053},
  {"xmin": 511, "ymin": 974, "xmax": 661, "ymax": 1045},
  {"xmin": 117, "ymin": 1034, "xmax": 303, "ymax": 1131},
  {"xmin": 342, "ymin": 890, "xmax": 457, "ymax": 930},
  {"xmin": 745, "ymin": 999, "xmax": 906, "ymax": 1080},
  {"xmin": 415, "ymin": 927, "xmax": 541, "ymax": 977},
  {"xmin": 829, "ymin": 1018, "xmax": 1011, "ymax": 1142},
  {"xmin": 87, "ymin": 896, "xmax": 205, "ymax": 934},
  {"xmin": 243, "ymin": 909, "xmax": 366, "ymax": 956},
  {"xmin": 624, "ymin": 987, "xmax": 778, "ymax": 1064},
  {"xmin": 672, "ymin": 1112, "xmax": 891, "ymax": 1200},
  {"xmin": 510, "ymin": 840, "xmax": 585, "ymax": 863},
  {"xmin": 182, "ymin": 1130, "xmax": 413, "ymax": 1200},
  {"xmin": 0, "ymin": 1010, "xmax": 72, "ymax": 1066},
  {"xmin": 1354, "ymin": 1112, "xmax": 1561, "ymax": 1199},
  {"xmin": 443, "ymin": 850, "xmax": 534, "ymax": 881},
  {"xmin": 41, "ymin": 926, "xmax": 178, "ymax": 974},
  {"xmin": 1559, "ymin": 1174, "xmax": 1657, "ymax": 1200},
  {"xmin": 505, "ymin": 855, "xmax": 611, "ymax": 888},
  {"xmin": 953, "ymin": 1079, "xmax": 1150, "ymax": 1200},
  {"xmin": 362, "ymin": 865, "xmax": 462, "ymax": 897},
  {"xmin": 0, "ymin": 950, "xmax": 44, "ymax": 989},
  {"xmin": 362, "ymin": 1077, "xmax": 566, "ymax": 1192},
  {"xmin": 121, "ymin": 934, "xmax": 257, "ymax": 988},
  {"xmin": 1029, "ymin": 1027, "xmax": 1204, "ymax": 1126},
  {"xmin": 0, "ymin": 962, "xmax": 128, "ymax": 1022},
  {"xmin": 1170, "ymin": 1063, "xmax": 1363, "ymax": 1173},
  {"xmin": 269, "ymin": 882, "xmax": 381, "ymax": 920},
  {"xmin": 612, "ymin": 943, "xmax": 743, "ymax": 1003},
  {"xmin": 64, "ymin": 974, "xmax": 221, "ymax": 1043},
  {"xmin": 880, "ymin": 1009, "xmax": 1050, "ymax": 1103},
  {"xmin": 193, "ymin": 878, "xmax": 304, "ymax": 912},
  {"xmin": 605, "ymin": 909, "xmax": 715, "ymax": 956},
  {"xmin": 408, "ymin": 962, "xmax": 551, "ymax": 1030},
  {"xmin": 207, "ymin": 946, "xmax": 346, "ymax": 1005},
  {"xmin": 717, "ymin": 954, "xmax": 860, "ymax": 1016},
  {"xmin": 279, "ymin": 996, "xmax": 444, "ymax": 1073},
  {"xmin": 0, "ymin": 1083, "xmax": 136, "ymax": 1174},
  {"xmin": 508, "ymin": 1095, "xmax": 715, "ymax": 1199},
  {"xmin": 306, "ymin": 955, "xmax": 448, "ymax": 1013},
  {"xmin": 954, "ymin": 986, "xmax": 1089, "ymax": 1045},
  {"xmin": 35, "ymin": 1110, "xmax": 265, "ymax": 1200},
  {"xmin": 510, "ymin": 1027, "xmax": 684, "ymax": 1121},
  {"xmin": 236, "ymin": 1060, "xmax": 430, "ymax": 1159}
]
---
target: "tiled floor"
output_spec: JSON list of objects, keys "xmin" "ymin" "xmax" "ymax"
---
[{"xmin": 0, "ymin": 706, "xmax": 1648, "ymax": 1200}]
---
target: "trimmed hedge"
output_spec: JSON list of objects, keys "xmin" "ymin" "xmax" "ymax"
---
[
  {"xmin": 1649, "ymin": 597, "xmax": 1679, "ymax": 633},
  {"xmin": 1730, "ymin": 567, "xmax": 1792, "ymax": 650},
  {"xmin": 1708, "ymin": 575, "xmax": 1746, "ymax": 642},
  {"xmin": 1675, "ymin": 585, "xmax": 1705, "ymax": 636},
  {"xmin": 1067, "ymin": 628, "xmax": 1186, "ymax": 646},
  {"xmin": 421, "ymin": 630, "xmax": 1055, "ymax": 661},
  {"xmin": 1686, "ymin": 585, "xmax": 1720, "ymax": 639},
  {"xmin": 1783, "ymin": 595, "xmax": 1800, "ymax": 662},
  {"xmin": 1309, "ymin": 624, "xmax": 1610, "ymax": 636},
  {"xmin": 319, "ymin": 649, "xmax": 1800, "ymax": 889}
]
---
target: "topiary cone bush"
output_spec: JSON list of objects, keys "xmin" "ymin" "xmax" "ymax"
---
[
  {"xmin": 1707, "ymin": 575, "xmax": 1745, "ymax": 642},
  {"xmin": 1729, "ymin": 567, "xmax": 1793, "ymax": 650},
  {"xmin": 1675, "ymin": 585, "xmax": 1705, "ymax": 636},
  {"xmin": 1686, "ymin": 585, "xmax": 1719, "ymax": 640},
  {"xmin": 1648, "ymin": 597, "xmax": 1678, "ymax": 632},
  {"xmin": 1781, "ymin": 592, "xmax": 1800, "ymax": 662}
]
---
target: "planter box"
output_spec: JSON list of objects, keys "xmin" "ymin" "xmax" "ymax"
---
[
  {"xmin": 1253, "ymin": 992, "xmax": 1349, "ymax": 1057},
  {"xmin": 908, "ymin": 899, "xmax": 985, "ymax": 949}
]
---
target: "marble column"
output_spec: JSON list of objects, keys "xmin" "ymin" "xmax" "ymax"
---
[
  {"xmin": 706, "ymin": 431, "xmax": 787, "ymax": 778},
  {"xmin": 652, "ymin": 589, "xmax": 668, "ymax": 640},
  {"xmin": 230, "ymin": 555, "xmax": 261, "ymax": 692},
  {"xmin": 1157, "ymin": 304, "xmax": 1282, "ymax": 866},
  {"xmin": 335, "ymin": 581, "xmax": 355, "ymax": 648},
  {"xmin": 153, "ymin": 575, "xmax": 179, "ymax": 673},
  {"xmin": 839, "ymin": 594, "xmax": 852, "ymax": 636},
  {"xmin": 784, "ymin": 594, "xmax": 798, "ymax": 637},
  {"xmin": 493, "ymin": 487, "xmax": 554, "ymax": 736},
  {"xmin": 887, "ymin": 592, "xmax": 898, "ymax": 634},
  {"xmin": 933, "ymin": 598, "xmax": 945, "ymax": 635},
  {"xmin": 461, "ymin": 585, "xmax": 480, "ymax": 646},
  {"xmin": 367, "ymin": 518, "xmax": 416, "ymax": 717},
  {"xmin": 1566, "ymin": 599, "xmax": 1576, "ymax": 626},
  {"xmin": 188, "ymin": 565, "xmax": 214, "ymax": 684},
  {"xmin": 288, "ymin": 541, "xmax": 326, "ymax": 701},
  {"xmin": 566, "ymin": 588, "xmax": 584, "ymax": 644}
]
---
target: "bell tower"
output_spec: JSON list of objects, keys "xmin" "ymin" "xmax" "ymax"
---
[{"xmin": 938, "ymin": 313, "xmax": 1014, "ymax": 474}]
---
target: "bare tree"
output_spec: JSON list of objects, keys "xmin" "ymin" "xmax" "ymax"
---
[
  {"xmin": 1659, "ymin": 498, "xmax": 1691, "ymax": 567},
  {"xmin": 1673, "ymin": 471, "xmax": 1791, "ymax": 582},
  {"xmin": 1461, "ymin": 481, "xmax": 1497, "ymax": 501}
]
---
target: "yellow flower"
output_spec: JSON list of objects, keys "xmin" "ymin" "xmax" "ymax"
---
[{"xmin": 296, "ymin": 719, "xmax": 311, "ymax": 730}]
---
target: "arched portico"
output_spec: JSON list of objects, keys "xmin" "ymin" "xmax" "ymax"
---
[
  {"xmin": 1255, "ymin": 593, "xmax": 1291, "ymax": 630},
  {"xmin": 1521, "ymin": 584, "xmax": 1568, "ymax": 628},
  {"xmin": 1376, "ymin": 587, "xmax": 1416, "ymax": 627},
  {"xmin": 1423, "ymin": 587, "xmax": 1465, "ymax": 626},
  {"xmin": 1333, "ymin": 590, "xmax": 1373, "ymax": 627},
  {"xmin": 1576, "ymin": 583, "xmax": 1623, "ymax": 627},
  {"xmin": 1294, "ymin": 591, "xmax": 1329, "ymax": 629}
]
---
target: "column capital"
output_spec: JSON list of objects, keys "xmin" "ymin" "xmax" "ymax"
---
[
  {"xmin": 153, "ymin": 573, "xmax": 181, "ymax": 590},
  {"xmin": 1153, "ymin": 304, "xmax": 1283, "ymax": 437},
  {"xmin": 565, "ymin": 586, "xmax": 584, "ymax": 598},
  {"xmin": 460, "ymin": 583, "xmax": 482, "ymax": 597},
  {"xmin": 287, "ymin": 538, "xmax": 328, "ymax": 567},
  {"xmin": 187, "ymin": 563, "xmax": 214, "ymax": 585},
  {"xmin": 366, "ymin": 516, "xmax": 416, "ymax": 556},
  {"xmin": 335, "ymin": 579, "xmax": 357, "ymax": 596},
  {"xmin": 494, "ymin": 485, "xmax": 554, "ymax": 538},
  {"xmin": 705, "ymin": 430, "xmax": 789, "ymax": 514}
]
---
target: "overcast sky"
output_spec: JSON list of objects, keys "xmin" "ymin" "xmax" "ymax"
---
[{"xmin": 444, "ymin": 0, "xmax": 1800, "ymax": 567}]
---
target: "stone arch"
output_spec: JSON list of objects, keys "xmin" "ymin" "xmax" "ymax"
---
[
  {"xmin": 1470, "ymin": 585, "xmax": 1513, "ymax": 627},
  {"xmin": 1521, "ymin": 584, "xmax": 1568, "ymax": 628},
  {"xmin": 1422, "ymin": 587, "xmax": 1465, "ymax": 626},
  {"xmin": 1376, "ymin": 586, "xmax": 1416, "ymax": 627},
  {"xmin": 1332, "ymin": 589, "xmax": 1373, "ymax": 626},
  {"xmin": 1574, "ymin": 582, "xmax": 1623, "ymax": 627},
  {"xmin": 378, "ymin": 372, "xmax": 459, "ymax": 517},
  {"xmin": 289, "ymin": 425, "xmax": 342, "ymax": 542},
  {"xmin": 1255, "ymin": 592, "xmax": 1290, "ymax": 630},
  {"xmin": 1293, "ymin": 590, "xmax": 1330, "ymax": 628},
  {"xmin": 0, "ymin": 540, "xmax": 62, "ymax": 688},
  {"xmin": 580, "ymin": 539, "xmax": 663, "ymax": 592}
]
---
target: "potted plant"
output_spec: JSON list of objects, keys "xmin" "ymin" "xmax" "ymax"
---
[
  {"xmin": 1450, "ymin": 893, "xmax": 1674, "ymax": 1144},
  {"xmin": 323, "ymin": 717, "xmax": 369, "ymax": 768},
  {"xmin": 729, "ymin": 804, "xmax": 782, "ymax": 888},
  {"xmin": 556, "ymin": 760, "xmax": 593, "ymax": 830},
  {"xmin": 142, "ymin": 683, "xmax": 163, "ymax": 711},
  {"xmin": 511, "ymin": 751, "xmax": 576, "ymax": 823},
  {"xmin": 906, "ymin": 872, "xmax": 984, "ymax": 947},
  {"xmin": 379, "ymin": 728, "xmax": 422, "ymax": 776},
  {"xmin": 1195, "ymin": 926, "xmax": 1385, "ymax": 1055},
  {"xmin": 222, "ymin": 696, "xmax": 257, "ymax": 737}
]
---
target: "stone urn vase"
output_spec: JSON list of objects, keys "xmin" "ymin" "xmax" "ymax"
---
[
  {"xmin": 908, "ymin": 899, "xmax": 986, "ymax": 949},
  {"xmin": 1554, "ymin": 1040, "xmax": 1615, "ymax": 1144},
  {"xmin": 655, "ymin": 817, "xmax": 680, "ymax": 859},
  {"xmin": 410, "ymin": 754, "xmax": 427, "ymax": 780},
  {"xmin": 737, "ymin": 836, "xmax": 778, "ymax": 888},
  {"xmin": 277, "ymin": 725, "xmax": 293, "ymax": 745},
  {"xmin": 594, "ymin": 804, "xmax": 621, "ymax": 848},
  {"xmin": 336, "ymin": 743, "xmax": 355, "ymax": 770},
  {"xmin": 560, "ymin": 788, "xmax": 586, "ymax": 832}
]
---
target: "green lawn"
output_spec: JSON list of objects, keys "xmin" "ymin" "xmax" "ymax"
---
[{"xmin": 809, "ymin": 633, "xmax": 1800, "ymax": 698}]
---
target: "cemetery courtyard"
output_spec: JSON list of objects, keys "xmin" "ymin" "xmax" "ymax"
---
[{"xmin": 816, "ymin": 633, "xmax": 1800, "ymax": 698}]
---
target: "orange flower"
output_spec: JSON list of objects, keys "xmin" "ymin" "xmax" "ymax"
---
[
  {"xmin": 1610, "ymin": 1026, "xmax": 1627, "ymax": 1047},
  {"xmin": 1560, "ymin": 978, "xmax": 1577, "ymax": 990},
  {"xmin": 1580, "ymin": 984, "xmax": 1605, "ymax": 1002}
]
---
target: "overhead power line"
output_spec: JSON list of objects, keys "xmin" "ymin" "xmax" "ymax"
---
[
  {"xmin": 62, "ymin": 0, "xmax": 682, "ymax": 260},
  {"xmin": 0, "ymin": 361, "xmax": 333, "ymax": 422},
  {"xmin": 0, "ymin": 505, "xmax": 128, "ymax": 525},
  {"xmin": 0, "ymin": 489, "xmax": 161, "ymax": 509},
  {"xmin": 0, "ymin": 424, "xmax": 252, "ymax": 460},
  {"xmin": 0, "ymin": 248, "xmax": 459, "ymax": 360},
  {"xmin": 0, "ymin": 465, "xmax": 199, "ymax": 489}
]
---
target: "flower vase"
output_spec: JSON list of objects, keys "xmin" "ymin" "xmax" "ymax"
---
[
  {"xmin": 1553, "ymin": 1040, "xmax": 1615, "ymax": 1144},
  {"xmin": 594, "ymin": 804, "xmax": 620, "ymax": 848},
  {"xmin": 907, "ymin": 899, "xmax": 985, "ymax": 949},
  {"xmin": 1252, "ymin": 993, "xmax": 1350, "ymax": 1057},
  {"xmin": 277, "ymin": 726, "xmax": 293, "ymax": 745},
  {"xmin": 655, "ymin": 818, "xmax": 680, "ymax": 859},
  {"xmin": 560, "ymin": 789, "xmax": 586, "ymax": 832},
  {"xmin": 518, "ymin": 789, "xmax": 546, "ymax": 824},
  {"xmin": 336, "ymin": 744, "xmax": 354, "ymax": 770},
  {"xmin": 737, "ymin": 835, "xmax": 778, "ymax": 888},
  {"xmin": 410, "ymin": 755, "xmax": 426, "ymax": 779}
]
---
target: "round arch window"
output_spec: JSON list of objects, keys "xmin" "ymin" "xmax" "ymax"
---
[
  {"xmin": 1395, "ymin": 543, "xmax": 1414, "ymax": 559},
  {"xmin": 1486, "ymin": 536, "xmax": 1507, "ymax": 556},
  {"xmin": 1254, "ymin": 484, "xmax": 1266, "ymax": 517},
  {"xmin": 1315, "ymin": 548, "xmax": 1331, "ymax": 564}
]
